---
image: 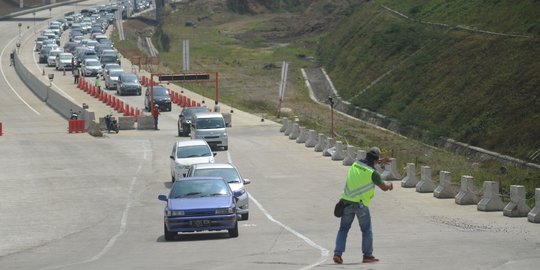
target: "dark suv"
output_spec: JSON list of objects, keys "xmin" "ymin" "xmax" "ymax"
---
[
  {"xmin": 177, "ymin": 106, "xmax": 210, "ymax": 136},
  {"xmin": 144, "ymin": 85, "xmax": 172, "ymax": 112},
  {"xmin": 118, "ymin": 73, "xmax": 142, "ymax": 96}
]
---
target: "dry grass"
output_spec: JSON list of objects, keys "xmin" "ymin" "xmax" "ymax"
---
[{"xmin": 113, "ymin": 3, "xmax": 540, "ymax": 206}]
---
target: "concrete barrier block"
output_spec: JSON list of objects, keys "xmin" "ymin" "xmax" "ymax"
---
[
  {"xmin": 478, "ymin": 181, "xmax": 505, "ymax": 212},
  {"xmin": 296, "ymin": 127, "xmax": 308, "ymax": 143},
  {"xmin": 355, "ymin": 150, "xmax": 366, "ymax": 161},
  {"xmin": 503, "ymin": 185, "xmax": 531, "ymax": 217},
  {"xmin": 342, "ymin": 145, "xmax": 357, "ymax": 166},
  {"xmin": 528, "ymin": 188, "xmax": 540, "ymax": 223},
  {"xmin": 288, "ymin": 123, "xmax": 300, "ymax": 140},
  {"xmin": 98, "ymin": 117, "xmax": 106, "ymax": 130},
  {"xmin": 416, "ymin": 166, "xmax": 436, "ymax": 193},
  {"xmin": 305, "ymin": 130, "xmax": 318, "ymax": 147},
  {"xmin": 401, "ymin": 163, "xmax": 418, "ymax": 188},
  {"xmin": 118, "ymin": 116, "xmax": 135, "ymax": 130},
  {"xmin": 434, "ymin": 171, "xmax": 458, "ymax": 199},
  {"xmin": 98, "ymin": 117, "xmax": 131, "ymax": 130},
  {"xmin": 331, "ymin": 141, "xmax": 346, "ymax": 161},
  {"xmin": 455, "ymin": 175, "xmax": 480, "ymax": 205},
  {"xmin": 381, "ymin": 158, "xmax": 402, "ymax": 180},
  {"xmin": 322, "ymin": 138, "xmax": 335, "ymax": 157},
  {"xmin": 137, "ymin": 115, "xmax": 155, "ymax": 130},
  {"xmin": 222, "ymin": 112, "xmax": 232, "ymax": 127},
  {"xmin": 314, "ymin": 133, "xmax": 326, "ymax": 152},
  {"xmin": 284, "ymin": 119, "xmax": 295, "ymax": 136},
  {"xmin": 279, "ymin": 117, "xmax": 288, "ymax": 132}
]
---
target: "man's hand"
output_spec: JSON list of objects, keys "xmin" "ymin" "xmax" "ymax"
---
[
  {"xmin": 377, "ymin": 182, "xmax": 393, "ymax": 191},
  {"xmin": 378, "ymin": 157, "xmax": 391, "ymax": 165}
]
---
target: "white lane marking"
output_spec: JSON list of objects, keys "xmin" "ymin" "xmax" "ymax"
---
[
  {"xmin": 1, "ymin": 39, "xmax": 40, "ymax": 115},
  {"xmin": 249, "ymin": 195, "xmax": 330, "ymax": 269},
  {"xmin": 227, "ymin": 151, "xmax": 330, "ymax": 269},
  {"xmin": 39, "ymin": 142, "xmax": 150, "ymax": 270}
]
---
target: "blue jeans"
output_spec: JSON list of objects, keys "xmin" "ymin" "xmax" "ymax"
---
[{"xmin": 334, "ymin": 202, "xmax": 373, "ymax": 257}]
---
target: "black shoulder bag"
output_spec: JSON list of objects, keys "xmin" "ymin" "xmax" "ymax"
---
[{"xmin": 334, "ymin": 200, "xmax": 346, "ymax": 218}]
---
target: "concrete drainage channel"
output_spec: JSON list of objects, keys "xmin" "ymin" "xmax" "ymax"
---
[{"xmin": 279, "ymin": 117, "xmax": 540, "ymax": 224}]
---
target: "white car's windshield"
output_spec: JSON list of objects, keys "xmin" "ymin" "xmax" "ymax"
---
[
  {"xmin": 176, "ymin": 145, "xmax": 211, "ymax": 159},
  {"xmin": 196, "ymin": 118, "xmax": 225, "ymax": 129},
  {"xmin": 192, "ymin": 168, "xmax": 241, "ymax": 183}
]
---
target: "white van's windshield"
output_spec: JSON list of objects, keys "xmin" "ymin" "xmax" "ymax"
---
[{"xmin": 196, "ymin": 118, "xmax": 225, "ymax": 129}]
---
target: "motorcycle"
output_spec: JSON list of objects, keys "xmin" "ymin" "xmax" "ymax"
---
[
  {"xmin": 104, "ymin": 112, "xmax": 119, "ymax": 133},
  {"xmin": 70, "ymin": 109, "xmax": 80, "ymax": 120}
]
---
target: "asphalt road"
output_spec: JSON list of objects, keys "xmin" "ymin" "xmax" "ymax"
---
[{"xmin": 1, "ymin": 1, "xmax": 539, "ymax": 270}]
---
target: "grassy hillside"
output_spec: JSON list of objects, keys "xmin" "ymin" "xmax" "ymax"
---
[
  {"xmin": 318, "ymin": 0, "xmax": 540, "ymax": 161},
  {"xmin": 114, "ymin": 0, "xmax": 539, "ymax": 204}
]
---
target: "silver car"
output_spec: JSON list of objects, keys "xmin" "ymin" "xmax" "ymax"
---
[
  {"xmin": 81, "ymin": 59, "xmax": 102, "ymax": 77},
  {"xmin": 103, "ymin": 63, "xmax": 121, "ymax": 75},
  {"xmin": 104, "ymin": 69, "xmax": 124, "ymax": 89},
  {"xmin": 186, "ymin": 163, "xmax": 251, "ymax": 220}
]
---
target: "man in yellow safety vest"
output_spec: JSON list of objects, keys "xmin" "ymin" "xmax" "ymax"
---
[{"xmin": 333, "ymin": 146, "xmax": 393, "ymax": 264}]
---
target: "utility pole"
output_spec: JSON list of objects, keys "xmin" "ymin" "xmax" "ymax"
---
[{"xmin": 328, "ymin": 96, "xmax": 335, "ymax": 138}]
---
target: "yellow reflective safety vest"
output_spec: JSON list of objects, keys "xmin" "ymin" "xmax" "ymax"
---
[{"xmin": 341, "ymin": 162, "xmax": 376, "ymax": 206}]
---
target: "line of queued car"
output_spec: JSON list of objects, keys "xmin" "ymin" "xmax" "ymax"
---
[
  {"xmin": 160, "ymin": 105, "xmax": 245, "ymax": 240},
  {"xmin": 35, "ymin": 2, "xmax": 145, "ymax": 98},
  {"xmin": 33, "ymin": 2, "xmax": 247, "ymax": 242}
]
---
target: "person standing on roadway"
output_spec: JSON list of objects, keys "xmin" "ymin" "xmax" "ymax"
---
[
  {"xmin": 95, "ymin": 76, "xmax": 101, "ymax": 92},
  {"xmin": 333, "ymin": 146, "xmax": 393, "ymax": 264},
  {"xmin": 152, "ymin": 104, "xmax": 160, "ymax": 130},
  {"xmin": 213, "ymin": 100, "xmax": 221, "ymax": 112},
  {"xmin": 73, "ymin": 67, "xmax": 80, "ymax": 84}
]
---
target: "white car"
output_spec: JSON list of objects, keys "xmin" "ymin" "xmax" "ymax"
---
[
  {"xmin": 47, "ymin": 49, "xmax": 62, "ymax": 67},
  {"xmin": 169, "ymin": 140, "xmax": 215, "ymax": 182},
  {"xmin": 55, "ymin": 52, "xmax": 74, "ymax": 70},
  {"xmin": 186, "ymin": 163, "xmax": 251, "ymax": 220},
  {"xmin": 103, "ymin": 63, "xmax": 121, "ymax": 74}
]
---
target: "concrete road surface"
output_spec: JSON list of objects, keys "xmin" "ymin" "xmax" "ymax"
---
[{"xmin": 0, "ymin": 1, "xmax": 538, "ymax": 270}]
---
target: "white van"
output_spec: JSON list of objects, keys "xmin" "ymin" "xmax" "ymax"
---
[{"xmin": 190, "ymin": 112, "xmax": 228, "ymax": 150}]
